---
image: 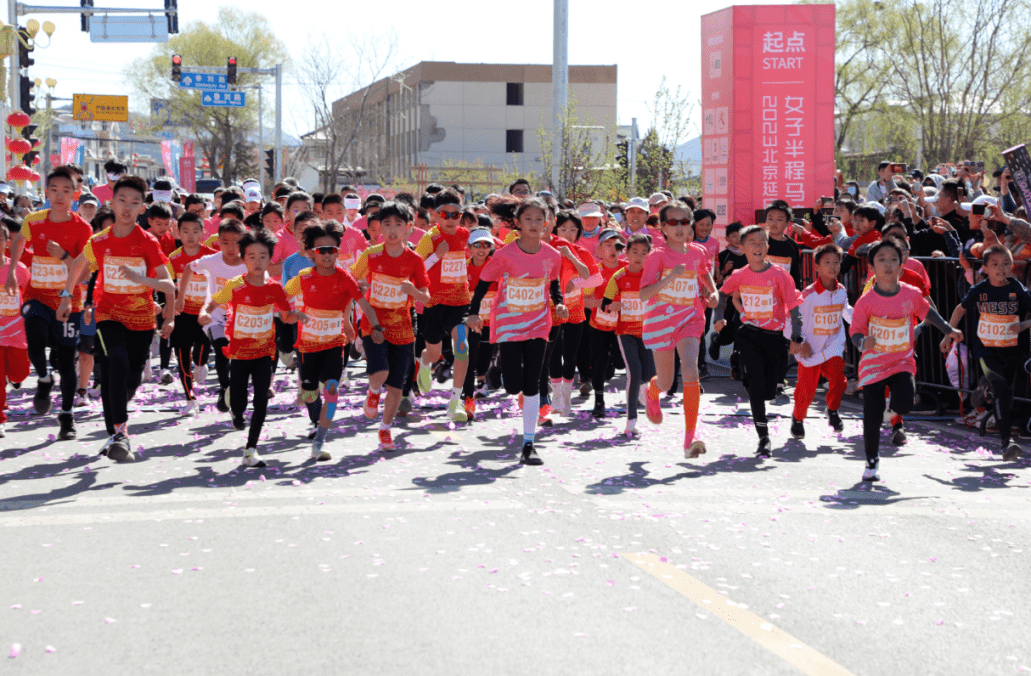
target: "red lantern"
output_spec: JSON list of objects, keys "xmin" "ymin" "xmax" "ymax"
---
[
  {"xmin": 28, "ymin": 171, "xmax": 40, "ymax": 183},
  {"xmin": 8, "ymin": 165, "xmax": 31, "ymax": 181},
  {"xmin": 8, "ymin": 138, "xmax": 31, "ymax": 156},
  {"xmin": 6, "ymin": 112, "xmax": 30, "ymax": 130}
]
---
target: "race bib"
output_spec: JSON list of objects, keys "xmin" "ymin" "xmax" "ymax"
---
[
  {"xmin": 564, "ymin": 285, "xmax": 583, "ymax": 304},
  {"xmin": 369, "ymin": 272, "xmax": 408, "ymax": 310},
  {"xmin": 506, "ymin": 277, "xmax": 546, "ymax": 313},
  {"xmin": 657, "ymin": 268, "xmax": 697, "ymax": 305},
  {"xmin": 0, "ymin": 288, "xmax": 19, "ymax": 315},
  {"xmin": 768, "ymin": 255, "xmax": 792, "ymax": 272},
  {"xmin": 303, "ymin": 307, "xmax": 343, "ymax": 344},
  {"xmin": 739, "ymin": 284, "xmax": 774, "ymax": 321},
  {"xmin": 440, "ymin": 252, "xmax": 467, "ymax": 284},
  {"xmin": 185, "ymin": 274, "xmax": 208, "ymax": 305},
  {"xmin": 479, "ymin": 291, "xmax": 495, "ymax": 321},
  {"xmin": 214, "ymin": 276, "xmax": 230, "ymax": 295},
  {"xmin": 813, "ymin": 304, "xmax": 843, "ymax": 336},
  {"xmin": 30, "ymin": 256, "xmax": 67, "ymax": 290},
  {"xmin": 233, "ymin": 304, "xmax": 274, "ymax": 341},
  {"xmin": 620, "ymin": 291, "xmax": 644, "ymax": 321},
  {"xmin": 594, "ymin": 308, "xmax": 619, "ymax": 329},
  {"xmin": 103, "ymin": 256, "xmax": 147, "ymax": 295},
  {"xmin": 869, "ymin": 316, "xmax": 909, "ymax": 353},
  {"xmin": 977, "ymin": 313, "xmax": 1018, "ymax": 348}
]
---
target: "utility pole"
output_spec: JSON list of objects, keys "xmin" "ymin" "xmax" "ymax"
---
[
  {"xmin": 257, "ymin": 83, "xmax": 263, "ymax": 188},
  {"xmin": 274, "ymin": 63, "xmax": 282, "ymax": 182},
  {"xmin": 551, "ymin": 0, "xmax": 568, "ymax": 196},
  {"xmin": 629, "ymin": 117, "xmax": 638, "ymax": 196}
]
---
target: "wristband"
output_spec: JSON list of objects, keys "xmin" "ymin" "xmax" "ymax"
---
[
  {"xmin": 373, "ymin": 325, "xmax": 384, "ymax": 333},
  {"xmin": 59, "ymin": 289, "xmax": 73, "ymax": 298},
  {"xmin": 60, "ymin": 251, "xmax": 69, "ymax": 260}
]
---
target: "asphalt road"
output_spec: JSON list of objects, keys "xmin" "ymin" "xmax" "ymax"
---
[{"xmin": 2, "ymin": 360, "xmax": 1030, "ymax": 675}]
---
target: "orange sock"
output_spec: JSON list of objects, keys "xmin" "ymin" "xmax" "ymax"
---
[{"xmin": 683, "ymin": 380, "xmax": 700, "ymax": 445}]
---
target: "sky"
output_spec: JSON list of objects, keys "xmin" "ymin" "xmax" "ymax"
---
[{"xmin": 22, "ymin": 0, "xmax": 802, "ymax": 142}]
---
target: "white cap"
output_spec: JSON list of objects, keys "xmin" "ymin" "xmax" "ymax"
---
[
  {"xmin": 961, "ymin": 194, "xmax": 997, "ymax": 211},
  {"xmin": 648, "ymin": 192, "xmax": 668, "ymax": 206},
  {"xmin": 468, "ymin": 228, "xmax": 494, "ymax": 246},
  {"xmin": 152, "ymin": 189, "xmax": 173, "ymax": 204},
  {"xmin": 626, "ymin": 197, "xmax": 649, "ymax": 212},
  {"xmin": 244, "ymin": 187, "xmax": 262, "ymax": 203},
  {"xmin": 577, "ymin": 202, "xmax": 603, "ymax": 218}
]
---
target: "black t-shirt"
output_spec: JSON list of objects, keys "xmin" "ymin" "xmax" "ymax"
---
[
  {"xmin": 718, "ymin": 247, "xmax": 748, "ymax": 278},
  {"xmin": 767, "ymin": 236, "xmax": 801, "ymax": 288},
  {"xmin": 960, "ymin": 277, "xmax": 1031, "ymax": 359}
]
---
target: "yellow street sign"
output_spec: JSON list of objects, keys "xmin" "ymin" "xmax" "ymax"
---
[{"xmin": 72, "ymin": 94, "xmax": 129, "ymax": 122}]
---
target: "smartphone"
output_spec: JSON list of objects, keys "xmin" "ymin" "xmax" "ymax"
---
[
  {"xmin": 889, "ymin": 163, "xmax": 907, "ymax": 174},
  {"xmin": 975, "ymin": 161, "xmax": 985, "ymax": 171},
  {"xmin": 972, "ymin": 203, "xmax": 986, "ymax": 216},
  {"xmin": 821, "ymin": 207, "xmax": 834, "ymax": 216}
]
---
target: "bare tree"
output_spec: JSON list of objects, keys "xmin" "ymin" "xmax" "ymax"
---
[{"xmin": 295, "ymin": 31, "xmax": 401, "ymax": 193}]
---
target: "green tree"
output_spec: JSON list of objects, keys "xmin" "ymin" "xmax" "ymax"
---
[
  {"xmin": 536, "ymin": 94, "xmax": 622, "ymax": 202},
  {"xmin": 125, "ymin": 7, "xmax": 289, "ymax": 185}
]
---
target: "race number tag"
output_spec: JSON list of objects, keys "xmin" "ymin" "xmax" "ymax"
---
[
  {"xmin": 30, "ymin": 256, "xmax": 67, "ymax": 290},
  {"xmin": 657, "ymin": 269, "xmax": 697, "ymax": 305},
  {"xmin": 103, "ymin": 256, "xmax": 147, "ymax": 294},
  {"xmin": 185, "ymin": 274, "xmax": 208, "ymax": 305},
  {"xmin": 977, "ymin": 313, "xmax": 1018, "ymax": 348},
  {"xmin": 233, "ymin": 304, "xmax": 274, "ymax": 341},
  {"xmin": 505, "ymin": 277, "xmax": 546, "ymax": 313},
  {"xmin": 739, "ymin": 285, "xmax": 774, "ymax": 321},
  {"xmin": 620, "ymin": 291, "xmax": 644, "ymax": 321},
  {"xmin": 869, "ymin": 316, "xmax": 909, "ymax": 353},
  {"xmin": 303, "ymin": 307, "xmax": 343, "ymax": 344},
  {"xmin": 813, "ymin": 304, "xmax": 843, "ymax": 336},
  {"xmin": 564, "ymin": 285, "xmax": 583, "ymax": 304},
  {"xmin": 594, "ymin": 308, "xmax": 619, "ymax": 329},
  {"xmin": 479, "ymin": 291, "xmax": 495, "ymax": 321},
  {"xmin": 369, "ymin": 273, "xmax": 408, "ymax": 310},
  {"xmin": 0, "ymin": 287, "xmax": 19, "ymax": 315},
  {"xmin": 440, "ymin": 252, "xmax": 467, "ymax": 284},
  {"xmin": 768, "ymin": 255, "xmax": 792, "ymax": 272}
]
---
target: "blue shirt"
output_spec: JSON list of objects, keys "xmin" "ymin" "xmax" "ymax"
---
[{"xmin": 282, "ymin": 252, "xmax": 314, "ymax": 284}]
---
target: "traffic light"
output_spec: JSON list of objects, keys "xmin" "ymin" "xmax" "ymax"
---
[
  {"xmin": 18, "ymin": 28, "xmax": 34, "ymax": 68},
  {"xmin": 80, "ymin": 0, "xmax": 93, "ymax": 31},
  {"xmin": 264, "ymin": 148, "xmax": 275, "ymax": 179},
  {"xmin": 171, "ymin": 54, "xmax": 182, "ymax": 82},
  {"xmin": 164, "ymin": 0, "xmax": 178, "ymax": 34},
  {"xmin": 227, "ymin": 56, "xmax": 237, "ymax": 85},
  {"xmin": 23, "ymin": 150, "xmax": 38, "ymax": 166},
  {"xmin": 21, "ymin": 124, "xmax": 37, "ymax": 140},
  {"xmin": 19, "ymin": 76, "xmax": 35, "ymax": 116}
]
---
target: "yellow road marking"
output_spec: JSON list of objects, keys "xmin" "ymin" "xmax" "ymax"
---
[{"xmin": 622, "ymin": 553, "xmax": 856, "ymax": 676}]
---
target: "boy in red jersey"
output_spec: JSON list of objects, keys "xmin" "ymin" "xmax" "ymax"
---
[{"xmin": 0, "ymin": 220, "xmax": 30, "ymax": 438}]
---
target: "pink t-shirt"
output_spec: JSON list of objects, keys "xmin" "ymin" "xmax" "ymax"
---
[
  {"xmin": 480, "ymin": 240, "xmax": 561, "ymax": 343},
  {"xmin": 850, "ymin": 282, "xmax": 930, "ymax": 387},
  {"xmin": 92, "ymin": 184, "xmax": 113, "ymax": 206},
  {"xmin": 271, "ymin": 227, "xmax": 301, "ymax": 274},
  {"xmin": 340, "ymin": 225, "xmax": 369, "ymax": 270},
  {"xmin": 0, "ymin": 261, "xmax": 30, "ymax": 348},
  {"xmin": 695, "ymin": 236, "xmax": 720, "ymax": 270},
  {"xmin": 720, "ymin": 263, "xmax": 803, "ymax": 332},
  {"xmin": 408, "ymin": 226, "xmax": 426, "ymax": 247},
  {"xmin": 641, "ymin": 243, "xmax": 712, "ymax": 350},
  {"xmin": 203, "ymin": 214, "xmax": 221, "ymax": 239}
]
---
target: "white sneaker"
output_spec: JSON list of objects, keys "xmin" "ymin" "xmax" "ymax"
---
[
  {"xmin": 87, "ymin": 387, "xmax": 101, "ymax": 399},
  {"xmin": 242, "ymin": 448, "xmax": 266, "ymax": 468},
  {"xmin": 181, "ymin": 400, "xmax": 200, "ymax": 417},
  {"xmin": 0, "ymin": 422, "xmax": 5, "ymax": 438},
  {"xmin": 193, "ymin": 364, "xmax": 208, "ymax": 385},
  {"xmin": 862, "ymin": 458, "xmax": 880, "ymax": 482},
  {"xmin": 74, "ymin": 390, "xmax": 90, "ymax": 407},
  {"xmin": 159, "ymin": 369, "xmax": 174, "ymax": 385}
]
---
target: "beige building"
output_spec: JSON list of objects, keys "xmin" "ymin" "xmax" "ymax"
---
[{"xmin": 327, "ymin": 61, "xmax": 618, "ymax": 185}]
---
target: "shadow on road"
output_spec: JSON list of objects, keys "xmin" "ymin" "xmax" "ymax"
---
[{"xmin": 819, "ymin": 482, "xmax": 930, "ymax": 510}]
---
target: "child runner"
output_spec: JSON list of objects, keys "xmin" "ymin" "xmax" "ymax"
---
[
  {"xmin": 709, "ymin": 222, "xmax": 748, "ymax": 362},
  {"xmin": 640, "ymin": 204, "xmax": 718, "ymax": 457},
  {"xmin": 0, "ymin": 219, "xmax": 30, "ymax": 438},
  {"xmin": 350, "ymin": 201, "xmax": 431, "ymax": 451},
  {"xmin": 850, "ymin": 238, "xmax": 961, "ymax": 481},
  {"xmin": 4, "ymin": 166, "xmax": 93, "ymax": 439},
  {"xmin": 177, "ymin": 219, "xmax": 247, "ymax": 411},
  {"xmin": 285, "ymin": 221, "xmax": 372, "ymax": 460},
  {"xmin": 693, "ymin": 208, "xmax": 720, "ymax": 379},
  {"xmin": 57, "ymin": 175, "xmax": 176, "ymax": 461},
  {"xmin": 467, "ymin": 197, "xmax": 566, "ymax": 466},
  {"xmin": 147, "ymin": 203, "xmax": 177, "ymax": 385},
  {"xmin": 602, "ymin": 232, "xmax": 654, "ymax": 437},
  {"xmin": 940, "ymin": 244, "xmax": 1031, "ymax": 461},
  {"xmin": 463, "ymin": 228, "xmax": 497, "ymax": 408},
  {"xmin": 415, "ymin": 188, "xmax": 475, "ymax": 422},
  {"xmin": 75, "ymin": 209, "xmax": 111, "ymax": 407},
  {"xmin": 201, "ymin": 228, "xmax": 302, "ymax": 468},
  {"xmin": 587, "ymin": 229, "xmax": 628, "ymax": 418},
  {"xmin": 166, "ymin": 212, "xmax": 216, "ymax": 416},
  {"xmin": 791, "ymin": 243, "xmax": 852, "ymax": 438},
  {"xmin": 714, "ymin": 225, "xmax": 803, "ymax": 458}
]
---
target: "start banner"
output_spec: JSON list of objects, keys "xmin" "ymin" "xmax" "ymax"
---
[{"xmin": 700, "ymin": 5, "xmax": 836, "ymax": 238}]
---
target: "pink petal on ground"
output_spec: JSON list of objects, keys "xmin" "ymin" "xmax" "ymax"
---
[
  {"xmin": 9, "ymin": 643, "xmax": 22, "ymax": 658},
  {"xmin": 45, "ymin": 646, "xmax": 56, "ymax": 653}
]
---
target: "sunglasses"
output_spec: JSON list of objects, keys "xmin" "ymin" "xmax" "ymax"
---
[
  {"xmin": 663, "ymin": 218, "xmax": 693, "ymax": 227},
  {"xmin": 314, "ymin": 245, "xmax": 339, "ymax": 255},
  {"xmin": 437, "ymin": 211, "xmax": 462, "ymax": 221},
  {"xmin": 471, "ymin": 242, "xmax": 492, "ymax": 248}
]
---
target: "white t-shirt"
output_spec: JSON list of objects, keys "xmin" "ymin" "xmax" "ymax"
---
[{"xmin": 190, "ymin": 253, "xmax": 246, "ymax": 327}]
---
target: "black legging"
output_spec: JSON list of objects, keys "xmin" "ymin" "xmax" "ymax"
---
[
  {"xmin": 24, "ymin": 316, "xmax": 77, "ymax": 412},
  {"xmin": 737, "ymin": 325, "xmax": 789, "ymax": 440},
  {"xmin": 499, "ymin": 339, "xmax": 547, "ymax": 397},
  {"xmin": 230, "ymin": 356, "xmax": 273, "ymax": 449},
  {"xmin": 213, "ymin": 337, "xmax": 231, "ymax": 392},
  {"xmin": 980, "ymin": 353, "xmax": 1022, "ymax": 447},
  {"xmin": 589, "ymin": 326, "xmax": 619, "ymax": 394},
  {"xmin": 539, "ymin": 326, "xmax": 561, "ymax": 404},
  {"xmin": 862, "ymin": 371, "xmax": 915, "ymax": 461},
  {"xmin": 618, "ymin": 334, "xmax": 656, "ymax": 420},
  {"xmin": 550, "ymin": 321, "xmax": 585, "ymax": 380},
  {"xmin": 95, "ymin": 321, "xmax": 154, "ymax": 434}
]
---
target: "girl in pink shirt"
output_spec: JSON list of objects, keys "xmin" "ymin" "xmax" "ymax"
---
[
  {"xmin": 849, "ymin": 239, "xmax": 960, "ymax": 482},
  {"xmin": 0, "ymin": 220, "xmax": 31, "ymax": 435},
  {"xmin": 640, "ymin": 204, "xmax": 717, "ymax": 458},
  {"xmin": 468, "ymin": 198, "xmax": 566, "ymax": 466}
]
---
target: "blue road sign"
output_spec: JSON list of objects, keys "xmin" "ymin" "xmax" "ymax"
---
[
  {"xmin": 180, "ymin": 72, "xmax": 228, "ymax": 91},
  {"xmin": 201, "ymin": 91, "xmax": 246, "ymax": 108}
]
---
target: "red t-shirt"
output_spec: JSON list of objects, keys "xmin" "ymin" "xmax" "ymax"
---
[
  {"xmin": 284, "ymin": 267, "xmax": 362, "ymax": 353},
  {"xmin": 85, "ymin": 225, "xmax": 168, "ymax": 331},
  {"xmin": 0, "ymin": 260, "xmax": 29, "ymax": 348},
  {"xmin": 155, "ymin": 231, "xmax": 177, "ymax": 258},
  {"xmin": 21, "ymin": 209, "xmax": 93, "ymax": 312},
  {"xmin": 467, "ymin": 257, "xmax": 497, "ymax": 326},
  {"xmin": 212, "ymin": 276, "xmax": 291, "ymax": 360},
  {"xmin": 590, "ymin": 263, "xmax": 623, "ymax": 331},
  {"xmin": 350, "ymin": 244, "xmax": 430, "ymax": 345},
  {"xmin": 603, "ymin": 266, "xmax": 646, "ymax": 337},
  {"xmin": 560, "ymin": 241, "xmax": 599, "ymax": 324},
  {"xmin": 416, "ymin": 225, "xmax": 471, "ymax": 307},
  {"xmin": 167, "ymin": 245, "xmax": 216, "ymax": 315}
]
